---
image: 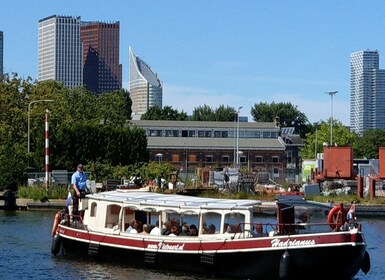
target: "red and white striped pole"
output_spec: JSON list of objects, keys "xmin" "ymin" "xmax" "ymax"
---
[{"xmin": 45, "ymin": 109, "xmax": 49, "ymax": 189}]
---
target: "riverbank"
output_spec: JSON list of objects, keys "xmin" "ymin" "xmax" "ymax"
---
[{"xmin": 4, "ymin": 197, "xmax": 385, "ymax": 217}]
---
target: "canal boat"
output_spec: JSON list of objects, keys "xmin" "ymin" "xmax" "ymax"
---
[{"xmin": 51, "ymin": 190, "xmax": 370, "ymax": 279}]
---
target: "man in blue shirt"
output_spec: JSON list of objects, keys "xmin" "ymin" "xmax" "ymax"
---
[{"xmin": 71, "ymin": 164, "xmax": 87, "ymax": 217}]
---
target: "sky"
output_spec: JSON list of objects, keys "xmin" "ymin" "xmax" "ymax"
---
[{"xmin": 2, "ymin": 1, "xmax": 385, "ymax": 125}]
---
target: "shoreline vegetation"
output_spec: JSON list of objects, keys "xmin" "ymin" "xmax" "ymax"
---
[{"xmin": 15, "ymin": 185, "xmax": 385, "ymax": 205}]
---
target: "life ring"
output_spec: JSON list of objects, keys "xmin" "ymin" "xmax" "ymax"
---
[
  {"xmin": 327, "ymin": 205, "xmax": 347, "ymax": 229},
  {"xmin": 51, "ymin": 211, "xmax": 61, "ymax": 237}
]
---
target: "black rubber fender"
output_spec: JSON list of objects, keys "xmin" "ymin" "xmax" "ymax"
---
[
  {"xmin": 361, "ymin": 250, "xmax": 371, "ymax": 274},
  {"xmin": 51, "ymin": 234, "xmax": 62, "ymax": 256}
]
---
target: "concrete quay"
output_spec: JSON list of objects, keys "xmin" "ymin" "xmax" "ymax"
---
[{"xmin": 9, "ymin": 198, "xmax": 385, "ymax": 217}]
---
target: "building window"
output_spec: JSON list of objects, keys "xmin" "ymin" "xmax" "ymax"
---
[
  {"xmin": 149, "ymin": 129, "xmax": 156, "ymax": 136},
  {"xmin": 286, "ymin": 151, "xmax": 292, "ymax": 164},
  {"xmin": 165, "ymin": 130, "xmax": 173, "ymax": 137},
  {"xmin": 205, "ymin": 155, "xmax": 213, "ymax": 162},
  {"xmin": 256, "ymin": 156, "xmax": 263, "ymax": 163},
  {"xmin": 272, "ymin": 156, "xmax": 279, "ymax": 163},
  {"xmin": 189, "ymin": 154, "xmax": 197, "ymax": 162},
  {"xmin": 214, "ymin": 131, "xmax": 221, "ymax": 138},
  {"xmin": 240, "ymin": 156, "xmax": 246, "ymax": 163},
  {"xmin": 182, "ymin": 130, "xmax": 188, "ymax": 137},
  {"xmin": 172, "ymin": 154, "xmax": 180, "ymax": 162},
  {"xmin": 198, "ymin": 130, "xmax": 205, "ymax": 137},
  {"xmin": 156, "ymin": 130, "xmax": 162, "ymax": 137},
  {"xmin": 173, "ymin": 130, "xmax": 179, "ymax": 137},
  {"xmin": 205, "ymin": 131, "xmax": 212, "ymax": 138},
  {"xmin": 188, "ymin": 130, "xmax": 196, "ymax": 137},
  {"xmin": 222, "ymin": 155, "xmax": 230, "ymax": 163},
  {"xmin": 273, "ymin": 168, "xmax": 279, "ymax": 177}
]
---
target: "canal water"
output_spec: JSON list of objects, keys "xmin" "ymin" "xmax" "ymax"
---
[{"xmin": 0, "ymin": 210, "xmax": 383, "ymax": 279}]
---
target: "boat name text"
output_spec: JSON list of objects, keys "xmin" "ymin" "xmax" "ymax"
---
[
  {"xmin": 147, "ymin": 242, "xmax": 185, "ymax": 250},
  {"xmin": 271, "ymin": 238, "xmax": 315, "ymax": 247}
]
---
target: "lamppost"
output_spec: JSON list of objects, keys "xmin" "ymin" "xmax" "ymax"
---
[
  {"xmin": 314, "ymin": 122, "xmax": 318, "ymax": 159},
  {"xmin": 156, "ymin": 153, "xmax": 163, "ymax": 164},
  {"xmin": 325, "ymin": 91, "xmax": 337, "ymax": 146},
  {"xmin": 236, "ymin": 106, "xmax": 243, "ymax": 166},
  {"xmin": 28, "ymin": 99, "xmax": 54, "ymax": 153}
]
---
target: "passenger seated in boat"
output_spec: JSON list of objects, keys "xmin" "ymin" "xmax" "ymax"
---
[
  {"xmin": 169, "ymin": 225, "xmax": 180, "ymax": 236},
  {"xmin": 253, "ymin": 223, "xmax": 264, "ymax": 237},
  {"xmin": 125, "ymin": 219, "xmax": 137, "ymax": 233},
  {"xmin": 162, "ymin": 221, "xmax": 172, "ymax": 235},
  {"xmin": 297, "ymin": 213, "xmax": 310, "ymax": 230},
  {"xmin": 140, "ymin": 223, "xmax": 150, "ymax": 234},
  {"xmin": 203, "ymin": 224, "xmax": 216, "ymax": 234},
  {"xmin": 189, "ymin": 224, "xmax": 198, "ymax": 236},
  {"xmin": 150, "ymin": 220, "xmax": 161, "ymax": 235},
  {"xmin": 179, "ymin": 223, "xmax": 190, "ymax": 236}
]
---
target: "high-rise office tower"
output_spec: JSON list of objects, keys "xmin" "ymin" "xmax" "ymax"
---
[
  {"xmin": 350, "ymin": 50, "xmax": 385, "ymax": 135},
  {"xmin": 129, "ymin": 47, "xmax": 163, "ymax": 116},
  {"xmin": 38, "ymin": 15, "xmax": 83, "ymax": 88},
  {"xmin": 80, "ymin": 21, "xmax": 122, "ymax": 94},
  {"xmin": 0, "ymin": 31, "xmax": 3, "ymax": 78}
]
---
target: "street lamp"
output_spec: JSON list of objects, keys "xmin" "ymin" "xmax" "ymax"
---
[
  {"xmin": 156, "ymin": 153, "xmax": 163, "ymax": 164},
  {"xmin": 28, "ymin": 99, "xmax": 54, "ymax": 153},
  {"xmin": 325, "ymin": 91, "xmax": 337, "ymax": 146},
  {"xmin": 314, "ymin": 122, "xmax": 318, "ymax": 159},
  {"xmin": 236, "ymin": 106, "xmax": 243, "ymax": 166}
]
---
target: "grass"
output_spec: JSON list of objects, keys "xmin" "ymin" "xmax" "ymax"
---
[{"xmin": 17, "ymin": 185, "xmax": 68, "ymax": 202}]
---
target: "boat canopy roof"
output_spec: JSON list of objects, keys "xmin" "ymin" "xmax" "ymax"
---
[{"xmin": 88, "ymin": 190, "xmax": 261, "ymax": 211}]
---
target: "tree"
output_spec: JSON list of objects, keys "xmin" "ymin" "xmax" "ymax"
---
[
  {"xmin": 251, "ymin": 102, "xmax": 309, "ymax": 137},
  {"xmin": 353, "ymin": 129, "xmax": 385, "ymax": 159},
  {"xmin": 300, "ymin": 119, "xmax": 356, "ymax": 159},
  {"xmin": 141, "ymin": 105, "xmax": 188, "ymax": 120},
  {"xmin": 191, "ymin": 104, "xmax": 236, "ymax": 121}
]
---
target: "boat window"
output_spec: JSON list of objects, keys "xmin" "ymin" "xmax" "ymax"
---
[
  {"xmin": 224, "ymin": 212, "xmax": 245, "ymax": 233},
  {"xmin": 90, "ymin": 202, "xmax": 97, "ymax": 217},
  {"xmin": 105, "ymin": 204, "xmax": 121, "ymax": 228},
  {"xmin": 201, "ymin": 212, "xmax": 221, "ymax": 234},
  {"xmin": 167, "ymin": 213, "xmax": 199, "ymax": 228}
]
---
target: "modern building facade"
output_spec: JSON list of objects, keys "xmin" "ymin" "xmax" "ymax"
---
[
  {"xmin": 0, "ymin": 31, "xmax": 3, "ymax": 78},
  {"xmin": 130, "ymin": 120, "xmax": 304, "ymax": 184},
  {"xmin": 350, "ymin": 50, "xmax": 385, "ymax": 135},
  {"xmin": 38, "ymin": 15, "xmax": 83, "ymax": 89},
  {"xmin": 80, "ymin": 21, "xmax": 122, "ymax": 94},
  {"xmin": 129, "ymin": 47, "xmax": 163, "ymax": 117}
]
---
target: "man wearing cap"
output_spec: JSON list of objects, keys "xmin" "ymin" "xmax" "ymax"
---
[{"xmin": 71, "ymin": 164, "xmax": 87, "ymax": 217}]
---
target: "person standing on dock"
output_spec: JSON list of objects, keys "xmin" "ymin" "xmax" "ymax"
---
[{"xmin": 71, "ymin": 164, "xmax": 87, "ymax": 218}]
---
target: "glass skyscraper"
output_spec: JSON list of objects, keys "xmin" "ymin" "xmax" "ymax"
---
[
  {"xmin": 350, "ymin": 50, "xmax": 385, "ymax": 135},
  {"xmin": 80, "ymin": 21, "xmax": 122, "ymax": 94},
  {"xmin": 129, "ymin": 47, "xmax": 163, "ymax": 116},
  {"xmin": 38, "ymin": 15, "xmax": 83, "ymax": 89}
]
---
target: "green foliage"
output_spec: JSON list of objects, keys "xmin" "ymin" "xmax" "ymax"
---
[
  {"xmin": 251, "ymin": 102, "xmax": 309, "ymax": 138},
  {"xmin": 353, "ymin": 129, "xmax": 385, "ymax": 158},
  {"xmin": 141, "ymin": 105, "xmax": 188, "ymax": 120},
  {"xmin": 191, "ymin": 104, "xmax": 236, "ymax": 121},
  {"xmin": 301, "ymin": 119, "xmax": 357, "ymax": 159},
  {"xmin": 0, "ymin": 73, "xmax": 143, "ymax": 190}
]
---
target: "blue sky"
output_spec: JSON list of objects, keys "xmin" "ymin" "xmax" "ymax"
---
[{"xmin": 2, "ymin": 1, "xmax": 385, "ymax": 125}]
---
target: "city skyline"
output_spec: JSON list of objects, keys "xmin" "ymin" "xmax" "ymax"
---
[{"xmin": 3, "ymin": 1, "xmax": 385, "ymax": 125}]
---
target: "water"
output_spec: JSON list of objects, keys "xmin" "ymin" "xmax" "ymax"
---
[{"xmin": 0, "ymin": 210, "xmax": 383, "ymax": 280}]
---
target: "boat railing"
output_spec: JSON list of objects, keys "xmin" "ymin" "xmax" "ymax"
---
[{"xmin": 231, "ymin": 221, "xmax": 360, "ymax": 239}]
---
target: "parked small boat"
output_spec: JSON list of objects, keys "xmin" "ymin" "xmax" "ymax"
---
[{"xmin": 51, "ymin": 190, "xmax": 370, "ymax": 279}]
